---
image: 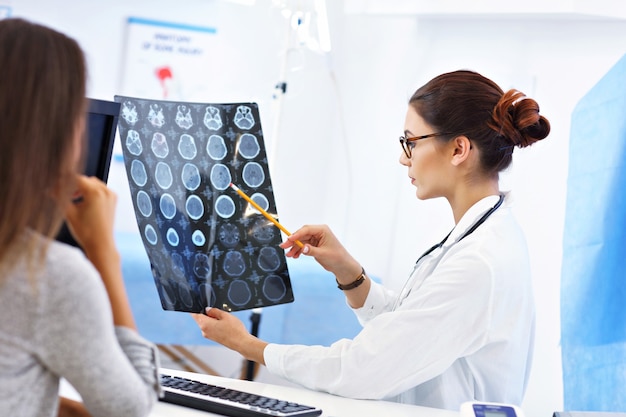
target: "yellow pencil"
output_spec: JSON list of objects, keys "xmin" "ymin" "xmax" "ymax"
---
[{"xmin": 229, "ymin": 183, "xmax": 304, "ymax": 248}]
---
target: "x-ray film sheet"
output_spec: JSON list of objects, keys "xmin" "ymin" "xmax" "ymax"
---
[{"xmin": 115, "ymin": 96, "xmax": 294, "ymax": 312}]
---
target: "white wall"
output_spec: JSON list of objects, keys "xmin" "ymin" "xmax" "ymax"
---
[{"xmin": 11, "ymin": 1, "xmax": 626, "ymax": 416}]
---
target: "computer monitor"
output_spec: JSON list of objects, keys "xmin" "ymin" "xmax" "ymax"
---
[{"xmin": 55, "ymin": 98, "xmax": 120, "ymax": 247}]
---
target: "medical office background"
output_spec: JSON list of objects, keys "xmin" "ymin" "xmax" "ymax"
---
[{"xmin": 6, "ymin": 0, "xmax": 626, "ymax": 416}]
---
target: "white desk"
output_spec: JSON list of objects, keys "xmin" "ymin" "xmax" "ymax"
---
[
  {"xmin": 61, "ymin": 367, "xmax": 458, "ymax": 417},
  {"xmin": 155, "ymin": 368, "xmax": 457, "ymax": 417}
]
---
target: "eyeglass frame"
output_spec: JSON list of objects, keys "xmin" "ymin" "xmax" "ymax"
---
[{"xmin": 399, "ymin": 132, "xmax": 452, "ymax": 158}]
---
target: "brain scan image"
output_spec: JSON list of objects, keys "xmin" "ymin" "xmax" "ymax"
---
[
  {"xmin": 116, "ymin": 97, "xmax": 293, "ymax": 313},
  {"xmin": 155, "ymin": 162, "xmax": 173, "ymax": 189},
  {"xmin": 223, "ymin": 250, "xmax": 246, "ymax": 277},
  {"xmin": 207, "ymin": 134, "xmax": 228, "ymax": 160},
  {"xmin": 166, "ymin": 227, "xmax": 180, "ymax": 247},
  {"xmin": 175, "ymin": 105, "xmax": 193, "ymax": 130},
  {"xmin": 136, "ymin": 191, "xmax": 152, "ymax": 217},
  {"xmin": 178, "ymin": 134, "xmax": 198, "ymax": 160},
  {"xmin": 218, "ymin": 223, "xmax": 241, "ymax": 248},
  {"xmin": 250, "ymin": 193, "xmax": 270, "ymax": 212},
  {"xmin": 257, "ymin": 246, "xmax": 281, "ymax": 272},
  {"xmin": 121, "ymin": 101, "xmax": 139, "ymax": 125},
  {"xmin": 158, "ymin": 277, "xmax": 194, "ymax": 310},
  {"xmin": 233, "ymin": 105, "xmax": 255, "ymax": 130},
  {"xmin": 242, "ymin": 162, "xmax": 265, "ymax": 188},
  {"xmin": 262, "ymin": 275, "xmax": 287, "ymax": 302},
  {"xmin": 181, "ymin": 163, "xmax": 201, "ymax": 191},
  {"xmin": 151, "ymin": 132, "xmax": 169, "ymax": 158},
  {"xmin": 250, "ymin": 217, "xmax": 277, "ymax": 244},
  {"xmin": 177, "ymin": 283, "xmax": 194, "ymax": 309},
  {"xmin": 185, "ymin": 195, "xmax": 204, "ymax": 220},
  {"xmin": 238, "ymin": 133, "xmax": 260, "ymax": 159},
  {"xmin": 203, "ymin": 106, "xmax": 223, "ymax": 131},
  {"xmin": 227, "ymin": 280, "xmax": 252, "ymax": 307},
  {"xmin": 126, "ymin": 130, "xmax": 142, "ymax": 156},
  {"xmin": 215, "ymin": 195, "xmax": 236, "ymax": 219},
  {"xmin": 192, "ymin": 230, "xmax": 206, "ymax": 246},
  {"xmin": 158, "ymin": 280, "xmax": 177, "ymax": 310},
  {"xmin": 148, "ymin": 103, "xmax": 166, "ymax": 128},
  {"xmin": 130, "ymin": 160, "xmax": 148, "ymax": 186},
  {"xmin": 170, "ymin": 252, "xmax": 186, "ymax": 278},
  {"xmin": 144, "ymin": 224, "xmax": 158, "ymax": 245},
  {"xmin": 210, "ymin": 164, "xmax": 232, "ymax": 190},
  {"xmin": 159, "ymin": 193, "xmax": 177, "ymax": 219},
  {"xmin": 193, "ymin": 253, "xmax": 212, "ymax": 279}
]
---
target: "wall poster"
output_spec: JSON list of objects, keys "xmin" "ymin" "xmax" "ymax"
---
[
  {"xmin": 115, "ymin": 95, "xmax": 294, "ymax": 313},
  {"xmin": 120, "ymin": 17, "xmax": 220, "ymax": 101}
]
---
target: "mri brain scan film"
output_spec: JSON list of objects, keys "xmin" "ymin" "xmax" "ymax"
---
[{"xmin": 115, "ymin": 96, "xmax": 294, "ymax": 312}]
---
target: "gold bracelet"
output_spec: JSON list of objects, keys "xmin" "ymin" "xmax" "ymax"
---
[{"xmin": 336, "ymin": 267, "xmax": 366, "ymax": 291}]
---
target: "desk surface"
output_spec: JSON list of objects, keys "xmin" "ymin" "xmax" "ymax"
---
[
  {"xmin": 61, "ymin": 367, "xmax": 458, "ymax": 417},
  {"xmin": 154, "ymin": 368, "xmax": 457, "ymax": 417}
]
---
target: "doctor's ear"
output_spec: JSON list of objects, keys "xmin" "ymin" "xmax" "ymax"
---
[{"xmin": 450, "ymin": 135, "xmax": 472, "ymax": 166}]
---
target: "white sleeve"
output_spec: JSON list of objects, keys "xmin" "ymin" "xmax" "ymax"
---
[
  {"xmin": 352, "ymin": 279, "xmax": 399, "ymax": 325},
  {"xmin": 263, "ymin": 252, "xmax": 494, "ymax": 400}
]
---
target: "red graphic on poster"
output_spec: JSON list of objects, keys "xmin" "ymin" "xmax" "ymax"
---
[{"xmin": 155, "ymin": 66, "xmax": 173, "ymax": 98}]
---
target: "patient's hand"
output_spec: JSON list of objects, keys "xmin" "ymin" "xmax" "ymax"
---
[
  {"xmin": 64, "ymin": 175, "xmax": 117, "ymax": 257},
  {"xmin": 57, "ymin": 397, "xmax": 91, "ymax": 417}
]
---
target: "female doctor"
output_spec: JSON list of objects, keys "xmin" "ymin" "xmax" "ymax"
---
[{"xmin": 192, "ymin": 69, "xmax": 550, "ymax": 410}]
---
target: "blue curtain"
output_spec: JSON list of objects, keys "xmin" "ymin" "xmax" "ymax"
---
[{"xmin": 561, "ymin": 53, "xmax": 626, "ymax": 411}]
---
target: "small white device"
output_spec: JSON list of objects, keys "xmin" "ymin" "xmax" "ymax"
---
[{"xmin": 460, "ymin": 401, "xmax": 525, "ymax": 417}]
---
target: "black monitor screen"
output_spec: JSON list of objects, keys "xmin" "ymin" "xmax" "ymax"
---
[{"xmin": 55, "ymin": 98, "xmax": 120, "ymax": 247}]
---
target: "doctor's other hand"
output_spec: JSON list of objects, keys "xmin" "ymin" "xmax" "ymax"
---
[
  {"xmin": 192, "ymin": 308, "xmax": 268, "ymax": 365},
  {"xmin": 279, "ymin": 224, "xmax": 361, "ymax": 281}
]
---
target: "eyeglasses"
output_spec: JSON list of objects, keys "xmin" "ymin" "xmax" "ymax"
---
[{"xmin": 399, "ymin": 132, "xmax": 450, "ymax": 158}]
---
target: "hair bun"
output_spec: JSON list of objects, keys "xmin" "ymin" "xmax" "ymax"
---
[{"xmin": 489, "ymin": 89, "xmax": 551, "ymax": 148}]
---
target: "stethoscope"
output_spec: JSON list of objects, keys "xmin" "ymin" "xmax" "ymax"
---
[{"xmin": 392, "ymin": 194, "xmax": 505, "ymax": 310}]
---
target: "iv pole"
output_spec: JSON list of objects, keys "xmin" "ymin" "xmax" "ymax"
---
[
  {"xmin": 242, "ymin": 8, "xmax": 294, "ymax": 382},
  {"xmin": 243, "ymin": 0, "xmax": 331, "ymax": 381}
]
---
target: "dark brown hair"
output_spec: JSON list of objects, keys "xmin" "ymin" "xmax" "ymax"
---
[
  {"xmin": 0, "ymin": 18, "xmax": 87, "ymax": 272},
  {"xmin": 409, "ymin": 70, "xmax": 550, "ymax": 176}
]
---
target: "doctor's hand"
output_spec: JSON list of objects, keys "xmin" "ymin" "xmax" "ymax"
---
[
  {"xmin": 279, "ymin": 224, "xmax": 362, "ymax": 284},
  {"xmin": 192, "ymin": 308, "xmax": 268, "ymax": 365}
]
